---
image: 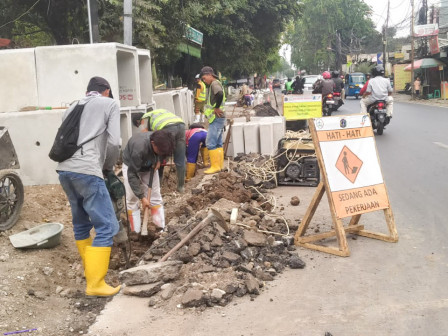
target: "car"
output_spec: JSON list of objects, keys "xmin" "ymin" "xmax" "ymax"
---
[
  {"xmin": 303, "ymin": 75, "xmax": 321, "ymax": 92},
  {"xmin": 272, "ymin": 78, "xmax": 281, "ymax": 89}
]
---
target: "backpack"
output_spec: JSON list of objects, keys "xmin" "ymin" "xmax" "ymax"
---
[{"xmin": 49, "ymin": 102, "xmax": 98, "ymax": 162}]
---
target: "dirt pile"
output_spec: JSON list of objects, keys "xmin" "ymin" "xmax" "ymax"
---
[
  {"xmin": 121, "ymin": 172, "xmax": 306, "ymax": 309},
  {"xmin": 253, "ymin": 102, "xmax": 279, "ymax": 116}
]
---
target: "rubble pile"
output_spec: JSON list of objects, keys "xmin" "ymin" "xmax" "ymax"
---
[
  {"xmin": 253, "ymin": 102, "xmax": 279, "ymax": 117},
  {"xmin": 119, "ymin": 172, "xmax": 306, "ymax": 309}
]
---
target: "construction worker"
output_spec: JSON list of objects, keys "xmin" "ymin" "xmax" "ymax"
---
[
  {"xmin": 122, "ymin": 130, "xmax": 174, "ymax": 233},
  {"xmin": 200, "ymin": 66, "xmax": 226, "ymax": 174},
  {"xmin": 185, "ymin": 123, "xmax": 209, "ymax": 181},
  {"xmin": 57, "ymin": 76, "xmax": 121, "ymax": 297},
  {"xmin": 194, "ymin": 74, "xmax": 207, "ymax": 123},
  {"xmin": 141, "ymin": 108, "xmax": 186, "ymax": 192}
]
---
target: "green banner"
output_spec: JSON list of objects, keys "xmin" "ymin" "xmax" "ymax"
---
[{"xmin": 178, "ymin": 42, "xmax": 201, "ymax": 58}]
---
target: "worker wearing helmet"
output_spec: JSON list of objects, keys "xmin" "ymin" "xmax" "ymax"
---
[
  {"xmin": 360, "ymin": 65, "xmax": 393, "ymax": 120},
  {"xmin": 194, "ymin": 74, "xmax": 207, "ymax": 123}
]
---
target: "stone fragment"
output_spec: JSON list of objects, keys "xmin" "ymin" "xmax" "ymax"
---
[
  {"xmin": 224, "ymin": 283, "xmax": 238, "ymax": 294},
  {"xmin": 181, "ymin": 289, "xmax": 205, "ymax": 307},
  {"xmin": 211, "ymin": 235, "xmax": 223, "ymax": 247},
  {"xmin": 211, "ymin": 288, "xmax": 226, "ymax": 301},
  {"xmin": 123, "ymin": 282, "xmax": 162, "ymax": 297},
  {"xmin": 119, "ymin": 261, "xmax": 182, "ymax": 286},
  {"xmin": 160, "ymin": 284, "xmax": 176, "ymax": 300},
  {"xmin": 288, "ymin": 255, "xmax": 306, "ymax": 269},
  {"xmin": 240, "ymin": 247, "xmax": 259, "ymax": 260},
  {"xmin": 253, "ymin": 268, "xmax": 274, "ymax": 281},
  {"xmin": 244, "ymin": 273, "xmax": 260, "ymax": 295},
  {"xmin": 243, "ymin": 230, "xmax": 266, "ymax": 247},
  {"xmin": 230, "ymin": 237, "xmax": 248, "ymax": 252},
  {"xmin": 222, "ymin": 251, "xmax": 241, "ymax": 264},
  {"xmin": 290, "ymin": 196, "xmax": 300, "ymax": 206},
  {"xmin": 201, "ymin": 242, "xmax": 211, "ymax": 252}
]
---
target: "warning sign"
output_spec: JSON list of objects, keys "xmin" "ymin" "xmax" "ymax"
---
[
  {"xmin": 335, "ymin": 146, "xmax": 363, "ymax": 183},
  {"xmin": 313, "ymin": 115, "xmax": 390, "ymax": 218}
]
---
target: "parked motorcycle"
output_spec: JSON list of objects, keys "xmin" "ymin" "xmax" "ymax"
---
[
  {"xmin": 0, "ymin": 127, "xmax": 24, "ymax": 231},
  {"xmin": 367, "ymin": 100, "xmax": 389, "ymax": 135},
  {"xmin": 322, "ymin": 93, "xmax": 335, "ymax": 116}
]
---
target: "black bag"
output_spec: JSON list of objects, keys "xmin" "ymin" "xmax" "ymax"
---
[{"xmin": 49, "ymin": 102, "xmax": 97, "ymax": 162}]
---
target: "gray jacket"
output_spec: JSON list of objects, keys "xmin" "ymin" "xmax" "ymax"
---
[
  {"xmin": 56, "ymin": 94, "xmax": 121, "ymax": 179},
  {"xmin": 122, "ymin": 132, "xmax": 159, "ymax": 199}
]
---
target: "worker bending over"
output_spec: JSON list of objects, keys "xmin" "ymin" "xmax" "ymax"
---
[{"xmin": 185, "ymin": 123, "xmax": 209, "ymax": 181}]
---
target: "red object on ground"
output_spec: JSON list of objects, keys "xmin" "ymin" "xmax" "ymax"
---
[{"xmin": 0, "ymin": 38, "xmax": 12, "ymax": 47}]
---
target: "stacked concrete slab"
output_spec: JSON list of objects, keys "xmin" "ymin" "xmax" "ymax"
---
[
  {"xmin": 225, "ymin": 116, "xmax": 285, "ymax": 158},
  {"xmin": 0, "ymin": 43, "xmax": 193, "ymax": 185}
]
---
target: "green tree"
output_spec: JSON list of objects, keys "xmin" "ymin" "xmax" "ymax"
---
[{"xmin": 287, "ymin": 0, "xmax": 377, "ymax": 73}]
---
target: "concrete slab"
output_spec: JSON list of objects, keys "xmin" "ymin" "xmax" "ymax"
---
[{"xmin": 0, "ymin": 48, "xmax": 39, "ymax": 113}]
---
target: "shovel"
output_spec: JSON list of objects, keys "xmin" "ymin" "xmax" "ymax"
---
[{"xmin": 141, "ymin": 168, "xmax": 155, "ymax": 236}]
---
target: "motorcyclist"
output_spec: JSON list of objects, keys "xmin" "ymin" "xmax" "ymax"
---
[
  {"xmin": 313, "ymin": 71, "xmax": 335, "ymax": 96},
  {"xmin": 331, "ymin": 71, "xmax": 344, "ymax": 93},
  {"xmin": 292, "ymin": 75, "xmax": 303, "ymax": 94},
  {"xmin": 360, "ymin": 65, "xmax": 393, "ymax": 121},
  {"xmin": 285, "ymin": 78, "xmax": 294, "ymax": 94}
]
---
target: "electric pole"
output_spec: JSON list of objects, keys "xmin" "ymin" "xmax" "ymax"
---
[
  {"xmin": 124, "ymin": 0, "xmax": 133, "ymax": 45},
  {"xmin": 411, "ymin": 0, "xmax": 415, "ymax": 99},
  {"xmin": 87, "ymin": 0, "xmax": 100, "ymax": 43}
]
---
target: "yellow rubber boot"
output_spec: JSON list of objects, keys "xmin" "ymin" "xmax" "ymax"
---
[
  {"xmin": 84, "ymin": 246, "xmax": 121, "ymax": 297},
  {"xmin": 75, "ymin": 237, "xmax": 92, "ymax": 270},
  {"xmin": 200, "ymin": 147, "xmax": 210, "ymax": 167},
  {"xmin": 216, "ymin": 147, "xmax": 224, "ymax": 170},
  {"xmin": 204, "ymin": 149, "xmax": 221, "ymax": 174},
  {"xmin": 185, "ymin": 163, "xmax": 196, "ymax": 182}
]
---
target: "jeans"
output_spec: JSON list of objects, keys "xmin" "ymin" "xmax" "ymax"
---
[
  {"xmin": 58, "ymin": 171, "xmax": 119, "ymax": 247},
  {"xmin": 206, "ymin": 117, "xmax": 226, "ymax": 150},
  {"xmin": 186, "ymin": 131, "xmax": 207, "ymax": 163}
]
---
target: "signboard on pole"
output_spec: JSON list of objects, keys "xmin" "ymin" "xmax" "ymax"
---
[
  {"xmin": 283, "ymin": 94, "xmax": 322, "ymax": 120},
  {"xmin": 429, "ymin": 36, "xmax": 440, "ymax": 55},
  {"xmin": 294, "ymin": 114, "xmax": 398, "ymax": 257},
  {"xmin": 393, "ymin": 64, "xmax": 411, "ymax": 92},
  {"xmin": 185, "ymin": 26, "xmax": 203, "ymax": 46},
  {"xmin": 414, "ymin": 23, "xmax": 439, "ymax": 37}
]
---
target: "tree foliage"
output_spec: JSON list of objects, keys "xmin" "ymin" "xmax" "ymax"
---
[
  {"xmin": 286, "ymin": 0, "xmax": 378, "ymax": 74},
  {"xmin": 1, "ymin": 0, "xmax": 301, "ymax": 79}
]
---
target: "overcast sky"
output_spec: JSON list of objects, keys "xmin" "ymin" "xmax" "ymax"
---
[{"xmin": 363, "ymin": 0, "xmax": 441, "ymax": 37}]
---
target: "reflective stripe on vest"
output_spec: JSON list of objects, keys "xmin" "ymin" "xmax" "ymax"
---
[
  {"xmin": 143, "ymin": 109, "xmax": 184, "ymax": 131},
  {"xmin": 204, "ymin": 80, "xmax": 226, "ymax": 124},
  {"xmin": 197, "ymin": 81, "xmax": 206, "ymax": 102}
]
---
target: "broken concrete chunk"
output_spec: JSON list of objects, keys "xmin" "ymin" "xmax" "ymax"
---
[
  {"xmin": 188, "ymin": 243, "xmax": 201, "ymax": 257},
  {"xmin": 211, "ymin": 288, "xmax": 226, "ymax": 301},
  {"xmin": 288, "ymin": 255, "xmax": 306, "ymax": 269},
  {"xmin": 253, "ymin": 268, "xmax": 274, "ymax": 281},
  {"xmin": 181, "ymin": 289, "xmax": 205, "ymax": 307},
  {"xmin": 243, "ymin": 230, "xmax": 266, "ymax": 247},
  {"xmin": 222, "ymin": 251, "xmax": 241, "ymax": 264},
  {"xmin": 123, "ymin": 282, "xmax": 162, "ymax": 297},
  {"xmin": 244, "ymin": 273, "xmax": 260, "ymax": 295},
  {"xmin": 160, "ymin": 284, "xmax": 176, "ymax": 300},
  {"xmin": 119, "ymin": 260, "xmax": 182, "ymax": 286}
]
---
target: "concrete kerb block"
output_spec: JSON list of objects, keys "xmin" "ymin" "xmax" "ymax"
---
[
  {"xmin": 259, "ymin": 122, "xmax": 275, "ymax": 155},
  {"xmin": 137, "ymin": 49, "xmax": 154, "ymax": 105},
  {"xmin": 0, "ymin": 48, "xmax": 39, "ymax": 113},
  {"xmin": 243, "ymin": 122, "xmax": 260, "ymax": 154},
  {"xmin": 226, "ymin": 122, "xmax": 245, "ymax": 158},
  {"xmin": 35, "ymin": 43, "xmax": 141, "ymax": 109}
]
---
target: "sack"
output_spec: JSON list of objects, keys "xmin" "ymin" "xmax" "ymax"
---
[{"xmin": 49, "ymin": 103, "xmax": 94, "ymax": 162}]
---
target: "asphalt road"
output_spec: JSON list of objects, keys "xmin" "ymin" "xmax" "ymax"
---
[{"xmin": 90, "ymin": 97, "xmax": 448, "ymax": 336}]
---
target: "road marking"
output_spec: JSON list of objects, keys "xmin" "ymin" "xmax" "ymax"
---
[{"xmin": 433, "ymin": 142, "xmax": 448, "ymax": 149}]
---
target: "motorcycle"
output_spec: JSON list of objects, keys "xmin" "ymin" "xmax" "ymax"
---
[
  {"xmin": 367, "ymin": 100, "xmax": 389, "ymax": 135},
  {"xmin": 322, "ymin": 93, "xmax": 335, "ymax": 116},
  {"xmin": 332, "ymin": 91, "xmax": 343, "ymax": 111}
]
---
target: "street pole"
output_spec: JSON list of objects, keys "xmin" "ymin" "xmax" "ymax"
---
[
  {"xmin": 385, "ymin": 0, "xmax": 390, "ymax": 71},
  {"xmin": 87, "ymin": 0, "xmax": 100, "ymax": 43},
  {"xmin": 411, "ymin": 0, "xmax": 415, "ymax": 99},
  {"xmin": 124, "ymin": 0, "xmax": 133, "ymax": 45}
]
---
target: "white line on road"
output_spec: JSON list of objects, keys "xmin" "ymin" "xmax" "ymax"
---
[{"xmin": 433, "ymin": 142, "xmax": 448, "ymax": 149}]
